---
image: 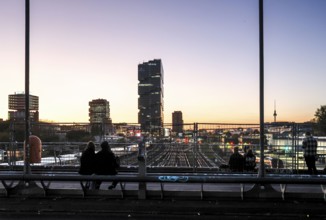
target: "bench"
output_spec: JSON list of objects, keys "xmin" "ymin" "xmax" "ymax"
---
[{"xmin": 1, "ymin": 173, "xmax": 326, "ymax": 201}]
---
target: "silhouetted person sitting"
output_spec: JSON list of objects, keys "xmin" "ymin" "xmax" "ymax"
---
[
  {"xmin": 94, "ymin": 141, "xmax": 118, "ymax": 189},
  {"xmin": 228, "ymin": 146, "xmax": 244, "ymax": 172},
  {"xmin": 302, "ymin": 131, "xmax": 318, "ymax": 175},
  {"xmin": 79, "ymin": 141, "xmax": 96, "ymax": 189},
  {"xmin": 244, "ymin": 149, "xmax": 256, "ymax": 172}
]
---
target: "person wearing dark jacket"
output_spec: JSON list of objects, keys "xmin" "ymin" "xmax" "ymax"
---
[
  {"xmin": 94, "ymin": 141, "xmax": 118, "ymax": 189},
  {"xmin": 78, "ymin": 141, "xmax": 96, "ymax": 189},
  {"xmin": 302, "ymin": 131, "xmax": 318, "ymax": 175},
  {"xmin": 244, "ymin": 149, "xmax": 256, "ymax": 172},
  {"xmin": 229, "ymin": 146, "xmax": 244, "ymax": 172}
]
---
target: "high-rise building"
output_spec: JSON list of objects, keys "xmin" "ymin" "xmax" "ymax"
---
[
  {"xmin": 8, "ymin": 93, "xmax": 39, "ymax": 122},
  {"xmin": 138, "ymin": 59, "xmax": 164, "ymax": 134},
  {"xmin": 172, "ymin": 111, "xmax": 183, "ymax": 134},
  {"xmin": 89, "ymin": 99, "xmax": 112, "ymax": 135}
]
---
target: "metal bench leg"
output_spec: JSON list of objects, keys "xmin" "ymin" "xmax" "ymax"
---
[
  {"xmin": 321, "ymin": 185, "xmax": 326, "ymax": 202},
  {"xmin": 40, "ymin": 180, "xmax": 51, "ymax": 197},
  {"xmin": 280, "ymin": 184, "xmax": 287, "ymax": 200},
  {"xmin": 240, "ymin": 183, "xmax": 244, "ymax": 200},
  {"xmin": 1, "ymin": 180, "xmax": 9, "ymax": 197},
  {"xmin": 160, "ymin": 182, "xmax": 164, "ymax": 199},
  {"xmin": 119, "ymin": 182, "xmax": 125, "ymax": 199},
  {"xmin": 80, "ymin": 181, "xmax": 87, "ymax": 197}
]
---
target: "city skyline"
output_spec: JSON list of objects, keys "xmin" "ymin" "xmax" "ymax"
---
[{"xmin": 0, "ymin": 0, "xmax": 325, "ymax": 124}]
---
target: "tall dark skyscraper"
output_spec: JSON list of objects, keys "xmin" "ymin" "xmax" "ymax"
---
[
  {"xmin": 138, "ymin": 59, "xmax": 164, "ymax": 134},
  {"xmin": 172, "ymin": 111, "xmax": 183, "ymax": 134}
]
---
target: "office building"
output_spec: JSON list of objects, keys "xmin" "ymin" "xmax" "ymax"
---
[
  {"xmin": 8, "ymin": 93, "xmax": 39, "ymax": 122},
  {"xmin": 172, "ymin": 111, "xmax": 183, "ymax": 134},
  {"xmin": 138, "ymin": 59, "xmax": 164, "ymax": 134},
  {"xmin": 89, "ymin": 99, "xmax": 112, "ymax": 135}
]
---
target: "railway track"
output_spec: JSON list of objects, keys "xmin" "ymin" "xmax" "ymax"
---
[{"xmin": 118, "ymin": 143, "xmax": 227, "ymax": 169}]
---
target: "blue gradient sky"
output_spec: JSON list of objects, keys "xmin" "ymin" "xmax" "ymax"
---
[{"xmin": 0, "ymin": 0, "xmax": 325, "ymax": 123}]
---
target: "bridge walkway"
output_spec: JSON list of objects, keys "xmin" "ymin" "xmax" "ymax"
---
[{"xmin": 1, "ymin": 172, "xmax": 326, "ymax": 219}]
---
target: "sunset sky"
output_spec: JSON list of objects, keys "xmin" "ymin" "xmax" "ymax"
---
[{"xmin": 0, "ymin": 0, "xmax": 325, "ymax": 124}]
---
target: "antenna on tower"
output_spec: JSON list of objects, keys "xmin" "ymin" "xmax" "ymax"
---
[{"xmin": 273, "ymin": 100, "xmax": 277, "ymax": 123}]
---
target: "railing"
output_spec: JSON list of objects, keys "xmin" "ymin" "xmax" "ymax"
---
[
  {"xmin": 1, "ymin": 122, "xmax": 325, "ymax": 174},
  {"xmin": 1, "ymin": 141, "xmax": 326, "ymax": 173},
  {"xmin": 1, "ymin": 120, "xmax": 326, "ymax": 201},
  {"xmin": 1, "ymin": 173, "xmax": 326, "ymax": 201}
]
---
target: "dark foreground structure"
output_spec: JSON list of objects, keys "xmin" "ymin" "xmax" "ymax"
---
[
  {"xmin": 1, "ymin": 173, "xmax": 326, "ymax": 219},
  {"xmin": 1, "ymin": 196, "xmax": 326, "ymax": 220}
]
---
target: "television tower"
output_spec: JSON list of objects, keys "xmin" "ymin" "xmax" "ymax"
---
[{"xmin": 273, "ymin": 100, "xmax": 277, "ymax": 123}]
